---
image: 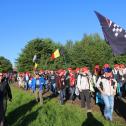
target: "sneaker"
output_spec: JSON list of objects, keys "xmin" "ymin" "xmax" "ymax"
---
[
  {"xmin": 104, "ymin": 116, "xmax": 110, "ymax": 121},
  {"xmin": 87, "ymin": 109, "xmax": 92, "ymax": 112},
  {"xmin": 108, "ymin": 117, "xmax": 113, "ymax": 122}
]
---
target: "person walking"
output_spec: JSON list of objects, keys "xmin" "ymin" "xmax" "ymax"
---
[
  {"xmin": 96, "ymin": 68, "xmax": 117, "ymax": 121},
  {"xmin": 0, "ymin": 72, "xmax": 12, "ymax": 126},
  {"xmin": 77, "ymin": 67, "xmax": 92, "ymax": 112},
  {"xmin": 31, "ymin": 73, "xmax": 45, "ymax": 105},
  {"xmin": 56, "ymin": 70, "xmax": 66, "ymax": 105}
]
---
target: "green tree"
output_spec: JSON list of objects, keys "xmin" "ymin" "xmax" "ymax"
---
[
  {"xmin": 69, "ymin": 34, "xmax": 113, "ymax": 70},
  {"xmin": 0, "ymin": 56, "xmax": 13, "ymax": 72},
  {"xmin": 16, "ymin": 38, "xmax": 54, "ymax": 72},
  {"xmin": 16, "ymin": 38, "xmax": 70, "ymax": 71},
  {"xmin": 113, "ymin": 55, "xmax": 126, "ymax": 64},
  {"xmin": 17, "ymin": 34, "xmax": 126, "ymax": 72}
]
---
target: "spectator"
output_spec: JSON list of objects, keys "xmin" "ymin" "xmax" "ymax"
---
[{"xmin": 0, "ymin": 72, "xmax": 12, "ymax": 126}]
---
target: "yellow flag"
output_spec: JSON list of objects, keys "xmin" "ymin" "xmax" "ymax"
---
[
  {"xmin": 51, "ymin": 49, "xmax": 60, "ymax": 59},
  {"xmin": 34, "ymin": 63, "xmax": 38, "ymax": 68}
]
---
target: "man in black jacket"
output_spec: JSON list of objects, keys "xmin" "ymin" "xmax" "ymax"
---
[{"xmin": 0, "ymin": 72, "xmax": 12, "ymax": 126}]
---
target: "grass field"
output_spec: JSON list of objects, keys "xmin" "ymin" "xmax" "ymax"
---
[{"xmin": 6, "ymin": 86, "xmax": 125, "ymax": 126}]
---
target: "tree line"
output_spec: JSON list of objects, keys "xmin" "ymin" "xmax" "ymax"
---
[
  {"xmin": 1, "ymin": 33, "xmax": 126, "ymax": 72},
  {"xmin": 0, "ymin": 56, "xmax": 12, "ymax": 72}
]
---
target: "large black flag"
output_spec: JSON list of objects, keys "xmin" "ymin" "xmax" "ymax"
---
[{"xmin": 95, "ymin": 11, "xmax": 126, "ymax": 55}]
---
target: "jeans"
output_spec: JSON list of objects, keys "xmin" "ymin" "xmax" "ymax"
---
[
  {"xmin": 96, "ymin": 92, "xmax": 104, "ymax": 104},
  {"xmin": 102, "ymin": 94, "xmax": 114, "ymax": 120},
  {"xmin": 70, "ymin": 87, "xmax": 75, "ymax": 100},
  {"xmin": 59, "ymin": 89, "xmax": 66, "ymax": 104},
  {"xmin": 50, "ymin": 83, "xmax": 57, "ymax": 95},
  {"xmin": 118, "ymin": 82, "xmax": 123, "ymax": 97},
  {"xmin": 25, "ymin": 81, "xmax": 29, "ymax": 90}
]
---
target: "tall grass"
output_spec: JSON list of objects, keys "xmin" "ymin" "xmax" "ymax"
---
[{"xmin": 6, "ymin": 86, "xmax": 125, "ymax": 126}]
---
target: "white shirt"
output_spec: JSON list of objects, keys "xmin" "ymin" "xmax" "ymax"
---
[
  {"xmin": 77, "ymin": 74, "xmax": 90, "ymax": 91},
  {"xmin": 112, "ymin": 68, "xmax": 118, "ymax": 75},
  {"xmin": 36, "ymin": 79, "xmax": 40, "ymax": 85},
  {"xmin": 96, "ymin": 76, "xmax": 117, "ymax": 96}
]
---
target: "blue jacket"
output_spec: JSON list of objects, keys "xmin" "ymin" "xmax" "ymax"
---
[{"xmin": 31, "ymin": 77, "xmax": 45, "ymax": 92}]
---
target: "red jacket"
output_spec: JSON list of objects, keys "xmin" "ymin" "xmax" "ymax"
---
[{"xmin": 69, "ymin": 73, "xmax": 75, "ymax": 87}]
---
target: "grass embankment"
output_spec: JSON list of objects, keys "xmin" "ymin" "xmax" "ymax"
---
[{"xmin": 6, "ymin": 86, "xmax": 125, "ymax": 126}]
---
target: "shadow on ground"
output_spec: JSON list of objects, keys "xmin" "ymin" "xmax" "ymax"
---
[
  {"xmin": 114, "ymin": 96, "xmax": 126, "ymax": 121},
  {"xmin": 7, "ymin": 100, "xmax": 41, "ymax": 126},
  {"xmin": 81, "ymin": 112, "xmax": 104, "ymax": 126}
]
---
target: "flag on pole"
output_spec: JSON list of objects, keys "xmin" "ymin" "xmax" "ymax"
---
[
  {"xmin": 95, "ymin": 11, "xmax": 126, "ymax": 55},
  {"xmin": 60, "ymin": 48, "xmax": 65, "ymax": 56},
  {"xmin": 33, "ymin": 54, "xmax": 37, "ymax": 63},
  {"xmin": 51, "ymin": 49, "xmax": 60, "ymax": 59}
]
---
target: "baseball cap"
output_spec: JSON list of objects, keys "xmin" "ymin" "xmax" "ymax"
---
[{"xmin": 103, "ymin": 68, "xmax": 112, "ymax": 73}]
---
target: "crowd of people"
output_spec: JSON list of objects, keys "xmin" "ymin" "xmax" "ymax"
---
[
  {"xmin": 0, "ymin": 63, "xmax": 126, "ymax": 125},
  {"xmin": 16, "ymin": 64, "xmax": 126, "ymax": 120}
]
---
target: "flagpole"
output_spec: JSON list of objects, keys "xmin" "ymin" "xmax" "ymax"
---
[
  {"xmin": 32, "ymin": 54, "xmax": 38, "ymax": 74},
  {"xmin": 63, "ymin": 55, "xmax": 67, "ymax": 67},
  {"xmin": 60, "ymin": 48, "xmax": 67, "ymax": 68}
]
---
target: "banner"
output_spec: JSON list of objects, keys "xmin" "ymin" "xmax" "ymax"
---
[{"xmin": 95, "ymin": 11, "xmax": 126, "ymax": 55}]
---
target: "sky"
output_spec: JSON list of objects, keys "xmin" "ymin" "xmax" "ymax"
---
[{"xmin": 0, "ymin": 0, "xmax": 126, "ymax": 66}]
